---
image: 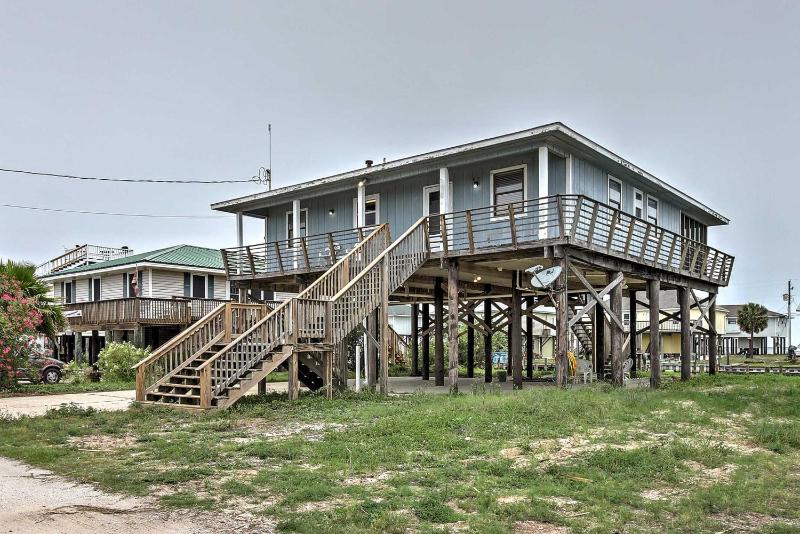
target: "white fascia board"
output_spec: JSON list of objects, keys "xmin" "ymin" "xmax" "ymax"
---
[
  {"xmin": 43, "ymin": 262, "xmax": 226, "ymax": 282},
  {"xmin": 211, "ymin": 122, "xmax": 728, "ymax": 225}
]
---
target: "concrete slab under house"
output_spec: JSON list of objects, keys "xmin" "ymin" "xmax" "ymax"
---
[{"xmin": 136, "ymin": 122, "xmax": 734, "ymax": 409}]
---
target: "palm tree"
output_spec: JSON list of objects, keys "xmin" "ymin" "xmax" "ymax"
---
[
  {"xmin": 737, "ymin": 303, "xmax": 768, "ymax": 359},
  {"xmin": 0, "ymin": 260, "xmax": 65, "ymax": 339}
]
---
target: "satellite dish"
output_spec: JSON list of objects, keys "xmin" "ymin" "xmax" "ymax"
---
[{"xmin": 526, "ymin": 264, "xmax": 562, "ymax": 289}]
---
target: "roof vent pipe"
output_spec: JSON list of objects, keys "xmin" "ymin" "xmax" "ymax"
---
[{"xmin": 365, "ymin": 159, "xmax": 373, "ymax": 168}]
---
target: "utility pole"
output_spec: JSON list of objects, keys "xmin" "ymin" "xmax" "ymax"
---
[{"xmin": 788, "ymin": 280, "xmax": 794, "ymax": 348}]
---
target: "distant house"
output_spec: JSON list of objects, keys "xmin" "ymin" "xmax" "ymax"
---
[
  {"xmin": 719, "ymin": 305, "xmax": 788, "ymax": 355},
  {"xmin": 41, "ymin": 244, "xmax": 229, "ymax": 362}
]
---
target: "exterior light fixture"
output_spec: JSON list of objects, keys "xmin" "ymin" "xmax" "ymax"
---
[
  {"xmin": 473, "ymin": 179, "xmax": 479, "ymax": 189},
  {"xmin": 329, "ymin": 209, "xmax": 335, "ymax": 216}
]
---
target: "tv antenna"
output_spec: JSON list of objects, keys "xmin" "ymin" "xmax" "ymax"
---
[{"xmin": 253, "ymin": 124, "xmax": 272, "ymax": 190}]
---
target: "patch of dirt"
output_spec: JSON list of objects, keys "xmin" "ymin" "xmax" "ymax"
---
[
  {"xmin": 341, "ymin": 470, "xmax": 392, "ymax": 486},
  {"xmin": 514, "ymin": 520, "xmax": 569, "ymax": 533},
  {"xmin": 684, "ymin": 460, "xmax": 736, "ymax": 486},
  {"xmin": 640, "ymin": 487, "xmax": 686, "ymax": 501},
  {"xmin": 294, "ymin": 497, "xmax": 354, "ymax": 513},
  {"xmin": 538, "ymin": 496, "xmax": 580, "ymax": 510},
  {"xmin": 497, "ymin": 495, "xmax": 527, "ymax": 505},
  {"xmin": 500, "ymin": 446, "xmax": 532, "ymax": 468},
  {"xmin": 236, "ymin": 421, "xmax": 349, "ymax": 443},
  {"xmin": 710, "ymin": 511, "xmax": 800, "ymax": 531},
  {"xmin": 67, "ymin": 434, "xmax": 139, "ymax": 451}
]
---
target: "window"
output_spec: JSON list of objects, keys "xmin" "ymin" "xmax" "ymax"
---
[
  {"xmin": 646, "ymin": 196, "xmax": 659, "ymax": 225},
  {"xmin": 64, "ymin": 281, "xmax": 73, "ymax": 304},
  {"xmin": 352, "ymin": 194, "xmax": 380, "ymax": 227},
  {"xmin": 681, "ymin": 214, "xmax": 707, "ymax": 243},
  {"xmin": 90, "ymin": 278, "xmax": 101, "ymax": 301},
  {"xmin": 285, "ymin": 208, "xmax": 308, "ymax": 240},
  {"xmin": 608, "ymin": 176, "xmax": 622, "ymax": 210},
  {"xmin": 490, "ymin": 165, "xmax": 526, "ymax": 217},
  {"xmin": 124, "ymin": 271, "xmax": 142, "ymax": 298},
  {"xmin": 192, "ymin": 274, "xmax": 207, "ymax": 298},
  {"xmin": 633, "ymin": 188, "xmax": 644, "ymax": 218},
  {"xmin": 623, "ymin": 312, "xmax": 630, "ymax": 327}
]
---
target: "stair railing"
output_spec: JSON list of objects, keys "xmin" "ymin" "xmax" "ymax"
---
[
  {"xmin": 196, "ymin": 224, "xmax": 392, "ymax": 406},
  {"xmin": 330, "ymin": 217, "xmax": 430, "ymax": 345}
]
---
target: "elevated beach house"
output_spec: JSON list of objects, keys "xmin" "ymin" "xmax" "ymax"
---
[
  {"xmin": 41, "ymin": 244, "xmax": 230, "ymax": 363},
  {"xmin": 136, "ymin": 122, "xmax": 734, "ymax": 409}
]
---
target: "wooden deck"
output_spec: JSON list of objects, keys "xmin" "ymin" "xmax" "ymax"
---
[
  {"xmin": 63, "ymin": 297, "xmax": 232, "ymax": 331},
  {"xmin": 223, "ymin": 195, "xmax": 733, "ymax": 288}
]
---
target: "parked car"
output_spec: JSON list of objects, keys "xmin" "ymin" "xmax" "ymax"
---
[{"xmin": 16, "ymin": 354, "xmax": 65, "ymax": 384}]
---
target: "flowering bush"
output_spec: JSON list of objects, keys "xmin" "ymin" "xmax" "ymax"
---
[{"xmin": 0, "ymin": 273, "xmax": 43, "ymax": 388}]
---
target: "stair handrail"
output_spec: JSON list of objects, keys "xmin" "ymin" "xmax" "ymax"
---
[
  {"xmin": 329, "ymin": 216, "xmax": 430, "ymax": 344},
  {"xmin": 134, "ymin": 302, "xmax": 228, "ymax": 400},
  {"xmin": 196, "ymin": 224, "xmax": 393, "ymax": 405}
]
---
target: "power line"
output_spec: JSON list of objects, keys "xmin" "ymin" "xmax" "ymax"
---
[
  {"xmin": 0, "ymin": 203, "xmax": 225, "ymax": 219},
  {"xmin": 0, "ymin": 167, "xmax": 265, "ymax": 185}
]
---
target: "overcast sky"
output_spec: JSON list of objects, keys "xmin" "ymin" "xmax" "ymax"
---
[{"xmin": 2, "ymin": 1, "xmax": 799, "ymax": 320}]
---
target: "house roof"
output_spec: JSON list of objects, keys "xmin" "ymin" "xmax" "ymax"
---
[
  {"xmin": 42, "ymin": 245, "xmax": 224, "ymax": 278},
  {"xmin": 719, "ymin": 304, "xmax": 787, "ymax": 318},
  {"xmin": 211, "ymin": 122, "xmax": 729, "ymax": 226}
]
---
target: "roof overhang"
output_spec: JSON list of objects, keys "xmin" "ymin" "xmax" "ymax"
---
[
  {"xmin": 211, "ymin": 122, "xmax": 729, "ymax": 226},
  {"xmin": 42, "ymin": 262, "xmax": 226, "ymax": 282}
]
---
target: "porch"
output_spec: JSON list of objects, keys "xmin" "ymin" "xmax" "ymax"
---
[{"xmin": 63, "ymin": 297, "xmax": 232, "ymax": 331}]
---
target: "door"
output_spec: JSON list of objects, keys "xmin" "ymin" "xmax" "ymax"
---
[{"xmin": 423, "ymin": 183, "xmax": 453, "ymax": 251}]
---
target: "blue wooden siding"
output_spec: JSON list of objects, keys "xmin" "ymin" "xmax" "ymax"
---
[{"xmin": 263, "ymin": 150, "xmax": 682, "ymax": 240}]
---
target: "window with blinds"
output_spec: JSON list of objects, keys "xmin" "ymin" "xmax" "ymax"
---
[
  {"xmin": 491, "ymin": 166, "xmax": 526, "ymax": 217},
  {"xmin": 681, "ymin": 214, "xmax": 707, "ymax": 243}
]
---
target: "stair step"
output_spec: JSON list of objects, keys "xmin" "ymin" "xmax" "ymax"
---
[{"xmin": 146, "ymin": 391, "xmax": 200, "ymax": 400}]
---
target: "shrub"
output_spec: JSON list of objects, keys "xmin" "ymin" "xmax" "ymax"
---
[
  {"xmin": 495, "ymin": 368, "xmax": 507, "ymax": 382},
  {"xmin": 96, "ymin": 342, "xmax": 149, "ymax": 381},
  {"xmin": 62, "ymin": 360, "xmax": 91, "ymax": 384}
]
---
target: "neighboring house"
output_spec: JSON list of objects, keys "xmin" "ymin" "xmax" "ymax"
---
[
  {"xmin": 622, "ymin": 291, "xmax": 728, "ymax": 358},
  {"xmin": 41, "ymin": 244, "xmax": 229, "ymax": 362},
  {"xmin": 719, "ymin": 304, "xmax": 788, "ymax": 355}
]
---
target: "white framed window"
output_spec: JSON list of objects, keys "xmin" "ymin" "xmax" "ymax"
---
[
  {"xmin": 90, "ymin": 277, "xmax": 101, "ymax": 302},
  {"xmin": 623, "ymin": 312, "xmax": 630, "ymax": 327},
  {"xmin": 608, "ymin": 175, "xmax": 622, "ymax": 210},
  {"xmin": 285, "ymin": 208, "xmax": 308, "ymax": 240},
  {"xmin": 633, "ymin": 188, "xmax": 644, "ymax": 218},
  {"xmin": 490, "ymin": 164, "xmax": 527, "ymax": 218},
  {"xmin": 64, "ymin": 280, "xmax": 74, "ymax": 304},
  {"xmin": 352, "ymin": 194, "xmax": 380, "ymax": 227},
  {"xmin": 646, "ymin": 195, "xmax": 659, "ymax": 225},
  {"xmin": 191, "ymin": 274, "xmax": 207, "ymax": 299}
]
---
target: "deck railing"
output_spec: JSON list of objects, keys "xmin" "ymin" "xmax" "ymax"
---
[
  {"xmin": 432, "ymin": 195, "xmax": 734, "ymax": 286},
  {"xmin": 221, "ymin": 225, "xmax": 378, "ymax": 278},
  {"xmin": 64, "ymin": 297, "xmax": 238, "ymax": 327},
  {"xmin": 36, "ymin": 244, "xmax": 134, "ymax": 277}
]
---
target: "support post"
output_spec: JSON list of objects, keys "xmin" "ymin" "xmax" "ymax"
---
[
  {"xmin": 367, "ymin": 309, "xmax": 378, "ymax": 388},
  {"xmin": 422, "ymin": 303, "xmax": 431, "ymax": 380},
  {"xmin": 629, "ymin": 291, "xmax": 638, "ymax": 377},
  {"xmin": 511, "ymin": 271, "xmax": 523, "ymax": 389},
  {"xmin": 526, "ymin": 296, "xmax": 534, "ymax": 379},
  {"xmin": 709, "ymin": 295, "xmax": 718, "ymax": 375},
  {"xmin": 324, "ymin": 350, "xmax": 334, "ymax": 399},
  {"xmin": 610, "ymin": 272, "xmax": 623, "ymax": 386},
  {"xmin": 288, "ymin": 351, "xmax": 299, "ymax": 400},
  {"xmin": 556, "ymin": 257, "xmax": 569, "ymax": 386},
  {"xmin": 538, "ymin": 146, "xmax": 549, "ymax": 239},
  {"xmin": 679, "ymin": 286, "xmax": 691, "ymax": 381},
  {"xmin": 594, "ymin": 306, "xmax": 604, "ymax": 378},
  {"xmin": 467, "ymin": 312, "xmax": 475, "ymax": 379},
  {"xmin": 258, "ymin": 378, "xmax": 267, "ymax": 395},
  {"xmin": 484, "ymin": 292, "xmax": 493, "ymax": 383},
  {"xmin": 379, "ymin": 258, "xmax": 390, "ymax": 395},
  {"xmin": 434, "ymin": 277, "xmax": 445, "ymax": 387},
  {"xmin": 411, "ymin": 303, "xmax": 420, "ymax": 376},
  {"xmin": 74, "ymin": 331, "xmax": 83, "ymax": 365},
  {"xmin": 447, "ymin": 260, "xmax": 460, "ymax": 393},
  {"xmin": 648, "ymin": 279, "xmax": 662, "ymax": 388}
]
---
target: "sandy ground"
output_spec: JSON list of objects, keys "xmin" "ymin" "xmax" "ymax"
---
[{"xmin": 0, "ymin": 457, "xmax": 275, "ymax": 533}]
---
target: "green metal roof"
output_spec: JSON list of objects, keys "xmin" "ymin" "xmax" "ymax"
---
[{"xmin": 44, "ymin": 245, "xmax": 224, "ymax": 277}]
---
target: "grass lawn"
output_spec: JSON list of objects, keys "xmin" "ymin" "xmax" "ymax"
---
[
  {"xmin": 0, "ymin": 380, "xmax": 135, "ymax": 398},
  {"xmin": 2, "ymin": 375, "xmax": 800, "ymax": 532}
]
